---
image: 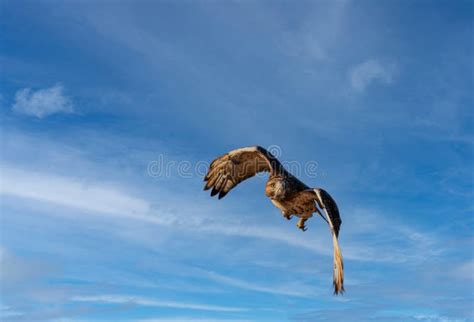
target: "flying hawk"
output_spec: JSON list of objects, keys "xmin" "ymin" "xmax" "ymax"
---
[{"xmin": 204, "ymin": 146, "xmax": 344, "ymax": 294}]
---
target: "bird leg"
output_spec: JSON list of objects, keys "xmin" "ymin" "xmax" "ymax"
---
[
  {"xmin": 297, "ymin": 218, "xmax": 307, "ymax": 231},
  {"xmin": 283, "ymin": 212, "xmax": 293, "ymax": 220}
]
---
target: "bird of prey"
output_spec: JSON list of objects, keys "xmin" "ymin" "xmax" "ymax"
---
[{"xmin": 204, "ymin": 146, "xmax": 344, "ymax": 294}]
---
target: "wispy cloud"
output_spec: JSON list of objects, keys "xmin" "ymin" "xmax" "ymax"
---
[
  {"xmin": 71, "ymin": 295, "xmax": 246, "ymax": 312},
  {"xmin": 0, "ymin": 247, "xmax": 56, "ymax": 291},
  {"xmin": 0, "ymin": 163, "xmax": 438, "ymax": 265},
  {"xmin": 0, "ymin": 167, "xmax": 153, "ymax": 221},
  {"xmin": 2, "ymin": 1, "xmax": 473, "ymax": 320},
  {"xmin": 452, "ymin": 260, "xmax": 474, "ymax": 281},
  {"xmin": 413, "ymin": 314, "xmax": 467, "ymax": 322},
  {"xmin": 279, "ymin": 32, "xmax": 328, "ymax": 61},
  {"xmin": 52, "ymin": 319, "xmax": 253, "ymax": 322},
  {"xmin": 204, "ymin": 270, "xmax": 317, "ymax": 297},
  {"xmin": 11, "ymin": 84, "xmax": 74, "ymax": 118},
  {"xmin": 349, "ymin": 59, "xmax": 395, "ymax": 92},
  {"xmin": 0, "ymin": 164, "xmax": 330, "ymax": 256},
  {"xmin": 0, "ymin": 304, "xmax": 23, "ymax": 318},
  {"xmin": 278, "ymin": 0, "xmax": 350, "ymax": 63}
]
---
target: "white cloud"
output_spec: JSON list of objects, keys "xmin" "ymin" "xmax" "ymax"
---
[
  {"xmin": 12, "ymin": 84, "xmax": 74, "ymax": 118},
  {"xmin": 349, "ymin": 59, "xmax": 395, "ymax": 92},
  {"xmin": 71, "ymin": 295, "xmax": 246, "ymax": 312}
]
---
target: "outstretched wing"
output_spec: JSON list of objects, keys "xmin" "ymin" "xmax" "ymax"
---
[
  {"xmin": 204, "ymin": 146, "xmax": 281, "ymax": 199},
  {"xmin": 299, "ymin": 188, "xmax": 344, "ymax": 294}
]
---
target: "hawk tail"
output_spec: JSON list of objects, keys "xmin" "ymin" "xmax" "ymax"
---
[
  {"xmin": 314, "ymin": 188, "xmax": 344, "ymax": 295},
  {"xmin": 330, "ymin": 228, "xmax": 344, "ymax": 295}
]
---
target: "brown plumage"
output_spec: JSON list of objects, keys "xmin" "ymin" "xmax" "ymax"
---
[{"xmin": 204, "ymin": 146, "xmax": 344, "ymax": 295}]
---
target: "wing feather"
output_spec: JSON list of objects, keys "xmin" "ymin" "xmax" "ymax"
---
[{"xmin": 204, "ymin": 146, "xmax": 281, "ymax": 199}]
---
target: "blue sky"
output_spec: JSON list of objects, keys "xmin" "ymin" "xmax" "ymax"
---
[{"xmin": 0, "ymin": 0, "xmax": 473, "ymax": 321}]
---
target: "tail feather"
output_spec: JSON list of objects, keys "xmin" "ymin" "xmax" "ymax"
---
[
  {"xmin": 331, "ymin": 230, "xmax": 344, "ymax": 295},
  {"xmin": 314, "ymin": 188, "xmax": 344, "ymax": 295}
]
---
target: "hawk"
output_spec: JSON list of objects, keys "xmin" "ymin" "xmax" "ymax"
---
[{"xmin": 204, "ymin": 146, "xmax": 344, "ymax": 294}]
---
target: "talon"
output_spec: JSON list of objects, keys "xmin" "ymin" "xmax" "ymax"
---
[
  {"xmin": 284, "ymin": 214, "xmax": 292, "ymax": 220},
  {"xmin": 297, "ymin": 218, "xmax": 307, "ymax": 231}
]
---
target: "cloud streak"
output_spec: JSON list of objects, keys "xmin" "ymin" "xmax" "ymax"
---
[
  {"xmin": 71, "ymin": 295, "xmax": 246, "ymax": 312},
  {"xmin": 0, "ymin": 165, "xmax": 331, "ymax": 256},
  {"xmin": 0, "ymin": 163, "xmax": 439, "ymax": 266},
  {"xmin": 204, "ymin": 271, "xmax": 317, "ymax": 297},
  {"xmin": 1, "ymin": 167, "xmax": 152, "ymax": 220}
]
